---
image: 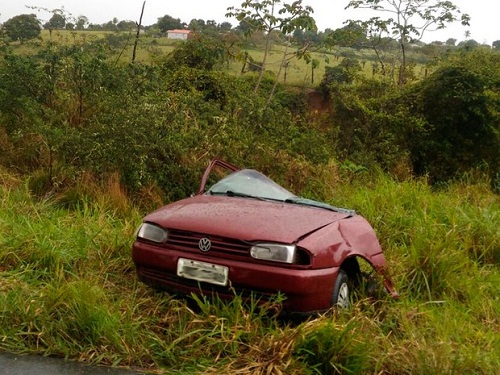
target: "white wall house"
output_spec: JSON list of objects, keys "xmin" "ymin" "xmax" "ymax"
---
[{"xmin": 167, "ymin": 29, "xmax": 191, "ymax": 40}]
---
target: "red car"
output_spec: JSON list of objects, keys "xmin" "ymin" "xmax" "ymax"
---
[{"xmin": 132, "ymin": 159, "xmax": 398, "ymax": 315}]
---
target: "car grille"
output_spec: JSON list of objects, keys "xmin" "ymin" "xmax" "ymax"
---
[{"xmin": 167, "ymin": 229, "xmax": 250, "ymax": 257}]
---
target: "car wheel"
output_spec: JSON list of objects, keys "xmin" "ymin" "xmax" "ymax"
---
[{"xmin": 332, "ymin": 269, "xmax": 350, "ymax": 308}]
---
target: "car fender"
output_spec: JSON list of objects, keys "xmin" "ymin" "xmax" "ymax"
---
[
  {"xmin": 297, "ymin": 216, "xmax": 398, "ymax": 298},
  {"xmin": 297, "ymin": 216, "xmax": 381, "ymax": 265}
]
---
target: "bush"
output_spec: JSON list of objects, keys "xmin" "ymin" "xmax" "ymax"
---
[{"xmin": 410, "ymin": 66, "xmax": 498, "ymax": 183}]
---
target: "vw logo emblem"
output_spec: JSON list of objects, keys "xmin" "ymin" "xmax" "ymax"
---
[{"xmin": 198, "ymin": 238, "xmax": 211, "ymax": 252}]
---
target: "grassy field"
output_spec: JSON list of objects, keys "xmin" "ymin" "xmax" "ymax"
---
[
  {"xmin": 35, "ymin": 29, "xmax": 334, "ymax": 84},
  {"xmin": 1, "ymin": 168, "xmax": 498, "ymax": 374},
  {"xmin": 14, "ymin": 29, "xmax": 429, "ymax": 86}
]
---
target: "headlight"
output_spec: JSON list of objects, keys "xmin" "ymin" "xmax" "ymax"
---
[
  {"xmin": 250, "ymin": 243, "xmax": 296, "ymax": 264},
  {"xmin": 137, "ymin": 223, "xmax": 168, "ymax": 243}
]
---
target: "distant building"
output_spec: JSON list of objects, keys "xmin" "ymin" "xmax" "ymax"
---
[{"xmin": 167, "ymin": 29, "xmax": 191, "ymax": 40}]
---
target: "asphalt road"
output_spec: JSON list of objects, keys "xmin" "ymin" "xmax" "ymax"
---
[{"xmin": 0, "ymin": 352, "xmax": 145, "ymax": 375}]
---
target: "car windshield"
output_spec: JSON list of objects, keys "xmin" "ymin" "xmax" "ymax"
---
[
  {"xmin": 207, "ymin": 169, "xmax": 296, "ymax": 201},
  {"xmin": 207, "ymin": 168, "xmax": 356, "ymax": 215}
]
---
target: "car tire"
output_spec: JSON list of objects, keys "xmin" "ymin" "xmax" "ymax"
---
[{"xmin": 332, "ymin": 269, "xmax": 350, "ymax": 308}]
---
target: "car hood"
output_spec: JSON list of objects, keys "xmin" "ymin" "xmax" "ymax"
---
[{"xmin": 144, "ymin": 195, "xmax": 353, "ymax": 243}]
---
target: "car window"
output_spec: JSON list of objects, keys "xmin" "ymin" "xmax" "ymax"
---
[{"xmin": 207, "ymin": 169, "xmax": 296, "ymax": 201}]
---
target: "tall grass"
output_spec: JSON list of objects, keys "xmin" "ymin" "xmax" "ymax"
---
[{"xmin": 1, "ymin": 168, "xmax": 498, "ymax": 374}]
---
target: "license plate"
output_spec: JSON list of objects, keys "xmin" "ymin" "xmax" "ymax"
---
[{"xmin": 177, "ymin": 258, "xmax": 229, "ymax": 286}]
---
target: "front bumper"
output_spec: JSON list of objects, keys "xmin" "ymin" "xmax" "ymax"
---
[{"xmin": 132, "ymin": 241, "xmax": 339, "ymax": 314}]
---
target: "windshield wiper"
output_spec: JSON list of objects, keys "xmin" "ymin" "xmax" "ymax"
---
[
  {"xmin": 285, "ymin": 197, "xmax": 355, "ymax": 216},
  {"xmin": 210, "ymin": 190, "xmax": 267, "ymax": 201}
]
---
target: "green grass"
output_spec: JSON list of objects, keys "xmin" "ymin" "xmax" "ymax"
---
[
  {"xmin": 9, "ymin": 29, "xmax": 429, "ymax": 86},
  {"xmin": 1, "ymin": 169, "xmax": 499, "ymax": 374}
]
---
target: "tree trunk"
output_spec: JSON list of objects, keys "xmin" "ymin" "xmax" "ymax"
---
[
  {"xmin": 132, "ymin": 1, "xmax": 146, "ymax": 64},
  {"xmin": 266, "ymin": 38, "xmax": 290, "ymax": 106},
  {"xmin": 255, "ymin": 31, "xmax": 272, "ymax": 93},
  {"xmin": 398, "ymin": 39, "xmax": 406, "ymax": 86}
]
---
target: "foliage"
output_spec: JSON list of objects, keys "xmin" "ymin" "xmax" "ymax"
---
[
  {"xmin": 0, "ymin": 38, "xmax": 334, "ymax": 202},
  {"xmin": 0, "ymin": 41, "xmax": 124, "ymax": 179},
  {"xmin": 318, "ymin": 47, "xmax": 499, "ymax": 186},
  {"xmin": 227, "ymin": 0, "xmax": 316, "ymax": 36},
  {"xmin": 156, "ymin": 14, "xmax": 184, "ymax": 33},
  {"xmin": 326, "ymin": 21, "xmax": 367, "ymax": 48},
  {"xmin": 2, "ymin": 14, "xmax": 42, "ymax": 43},
  {"xmin": 226, "ymin": 0, "xmax": 317, "ymax": 93},
  {"xmin": 3, "ymin": 31, "xmax": 497, "ymax": 193},
  {"xmin": 415, "ymin": 48, "xmax": 499, "ymax": 186},
  {"xmin": 320, "ymin": 79, "xmax": 417, "ymax": 176},
  {"xmin": 409, "ymin": 66, "xmax": 497, "ymax": 183},
  {"xmin": 345, "ymin": 0, "xmax": 470, "ymax": 85},
  {"xmin": 162, "ymin": 34, "xmax": 230, "ymax": 70},
  {"xmin": 432, "ymin": 46, "xmax": 500, "ymax": 88},
  {"xmin": 44, "ymin": 13, "xmax": 66, "ymax": 30},
  {"xmin": 74, "ymin": 16, "xmax": 89, "ymax": 30},
  {"xmin": 320, "ymin": 57, "xmax": 362, "ymax": 88}
]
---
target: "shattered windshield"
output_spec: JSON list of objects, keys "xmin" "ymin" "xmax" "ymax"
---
[
  {"xmin": 207, "ymin": 169, "xmax": 356, "ymax": 215},
  {"xmin": 207, "ymin": 169, "xmax": 296, "ymax": 201}
]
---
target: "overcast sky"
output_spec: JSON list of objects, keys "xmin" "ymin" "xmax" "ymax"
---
[{"xmin": 0, "ymin": 0, "xmax": 496, "ymax": 44}]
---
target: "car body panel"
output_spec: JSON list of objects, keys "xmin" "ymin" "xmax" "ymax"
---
[{"xmin": 297, "ymin": 216, "xmax": 382, "ymax": 267}]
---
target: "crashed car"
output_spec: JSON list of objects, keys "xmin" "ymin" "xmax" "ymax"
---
[{"xmin": 132, "ymin": 159, "xmax": 398, "ymax": 314}]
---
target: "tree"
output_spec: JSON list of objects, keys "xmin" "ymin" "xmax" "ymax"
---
[
  {"xmin": 75, "ymin": 15, "xmax": 89, "ymax": 30},
  {"xmin": 320, "ymin": 57, "xmax": 362, "ymax": 92},
  {"xmin": 327, "ymin": 22, "xmax": 366, "ymax": 48},
  {"xmin": 345, "ymin": 0, "xmax": 470, "ymax": 86},
  {"xmin": 493, "ymin": 40, "xmax": 500, "ymax": 50},
  {"xmin": 410, "ymin": 66, "xmax": 497, "ymax": 182},
  {"xmin": 102, "ymin": 20, "xmax": 117, "ymax": 31},
  {"xmin": 117, "ymin": 20, "xmax": 136, "ymax": 31},
  {"xmin": 226, "ymin": 0, "xmax": 316, "ymax": 93},
  {"xmin": 3, "ymin": 14, "xmax": 41, "ymax": 42},
  {"xmin": 157, "ymin": 15, "xmax": 184, "ymax": 33},
  {"xmin": 219, "ymin": 22, "xmax": 233, "ymax": 32},
  {"xmin": 188, "ymin": 19, "xmax": 206, "ymax": 32},
  {"xmin": 235, "ymin": 19, "xmax": 253, "ymax": 35},
  {"xmin": 164, "ymin": 34, "xmax": 228, "ymax": 70},
  {"xmin": 445, "ymin": 38, "xmax": 457, "ymax": 46},
  {"xmin": 43, "ymin": 11, "xmax": 66, "ymax": 37},
  {"xmin": 132, "ymin": 1, "xmax": 146, "ymax": 64},
  {"xmin": 457, "ymin": 39, "xmax": 479, "ymax": 48},
  {"xmin": 45, "ymin": 13, "xmax": 66, "ymax": 30}
]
